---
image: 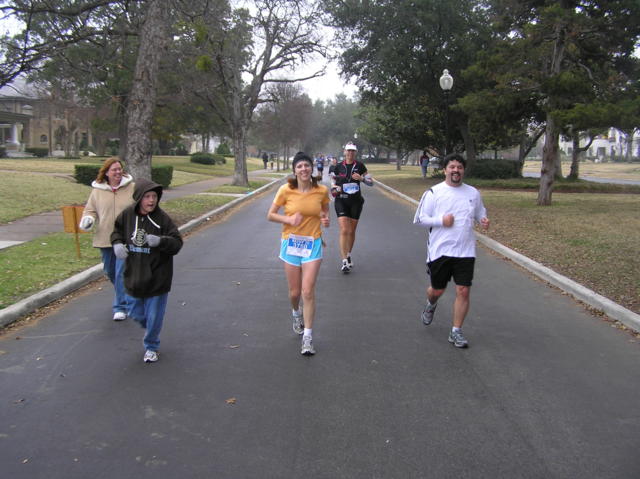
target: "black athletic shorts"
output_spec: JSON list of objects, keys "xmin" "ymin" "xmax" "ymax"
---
[
  {"xmin": 427, "ymin": 256, "xmax": 475, "ymax": 289},
  {"xmin": 334, "ymin": 196, "xmax": 364, "ymax": 220}
]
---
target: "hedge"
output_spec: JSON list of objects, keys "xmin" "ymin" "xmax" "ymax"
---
[
  {"xmin": 215, "ymin": 143, "xmax": 231, "ymax": 156},
  {"xmin": 25, "ymin": 147, "xmax": 49, "ymax": 157},
  {"xmin": 152, "ymin": 165, "xmax": 173, "ymax": 188},
  {"xmin": 74, "ymin": 164, "xmax": 174, "ymax": 188},
  {"xmin": 466, "ymin": 159, "xmax": 521, "ymax": 179},
  {"xmin": 190, "ymin": 152, "xmax": 226, "ymax": 165}
]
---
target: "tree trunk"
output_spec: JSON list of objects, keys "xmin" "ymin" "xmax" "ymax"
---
[
  {"xmin": 568, "ymin": 136, "xmax": 580, "ymax": 180},
  {"xmin": 458, "ymin": 121, "xmax": 476, "ymax": 169},
  {"xmin": 538, "ymin": 115, "xmax": 560, "ymax": 205},
  {"xmin": 232, "ymin": 124, "xmax": 249, "ymax": 186},
  {"xmin": 125, "ymin": 0, "xmax": 169, "ymax": 181},
  {"xmin": 284, "ymin": 145, "xmax": 289, "ymax": 170},
  {"xmin": 47, "ymin": 107, "xmax": 53, "ymax": 156},
  {"xmin": 396, "ymin": 148, "xmax": 401, "ymax": 171},
  {"xmin": 554, "ymin": 149, "xmax": 563, "ymax": 179},
  {"xmin": 517, "ymin": 126, "xmax": 545, "ymax": 176}
]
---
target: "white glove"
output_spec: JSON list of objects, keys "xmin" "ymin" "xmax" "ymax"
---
[
  {"xmin": 146, "ymin": 234, "xmax": 161, "ymax": 247},
  {"xmin": 113, "ymin": 243, "xmax": 128, "ymax": 259},
  {"xmin": 79, "ymin": 216, "xmax": 94, "ymax": 231}
]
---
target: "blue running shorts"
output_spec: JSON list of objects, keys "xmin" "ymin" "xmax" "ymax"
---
[{"xmin": 279, "ymin": 237, "xmax": 323, "ymax": 266}]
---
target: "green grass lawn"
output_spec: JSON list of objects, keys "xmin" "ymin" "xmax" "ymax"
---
[
  {"xmin": 162, "ymin": 194, "xmax": 236, "ymax": 226},
  {"xmin": 0, "ymin": 171, "xmax": 91, "ymax": 223},
  {"xmin": 153, "ymin": 155, "xmax": 264, "ymax": 177},
  {"xmin": 0, "ymin": 156, "xmax": 267, "ymax": 224},
  {"xmin": 206, "ymin": 180, "xmax": 268, "ymax": 194},
  {"xmin": 0, "ymin": 232, "xmax": 101, "ymax": 308},
  {"xmin": 0, "ymin": 157, "xmax": 97, "ymax": 173}
]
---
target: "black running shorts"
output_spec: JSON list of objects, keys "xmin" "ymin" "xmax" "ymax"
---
[
  {"xmin": 427, "ymin": 256, "xmax": 475, "ymax": 289},
  {"xmin": 334, "ymin": 196, "xmax": 364, "ymax": 220}
]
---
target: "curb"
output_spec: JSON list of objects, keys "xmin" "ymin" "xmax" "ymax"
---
[
  {"xmin": 375, "ymin": 179, "xmax": 640, "ymax": 332},
  {"xmin": 0, "ymin": 177, "xmax": 284, "ymax": 329}
]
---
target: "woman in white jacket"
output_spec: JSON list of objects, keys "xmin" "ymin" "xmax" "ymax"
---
[{"xmin": 79, "ymin": 158, "xmax": 135, "ymax": 320}]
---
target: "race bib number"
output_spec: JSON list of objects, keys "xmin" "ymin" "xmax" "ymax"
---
[
  {"xmin": 286, "ymin": 234, "xmax": 314, "ymax": 258},
  {"xmin": 343, "ymin": 182, "xmax": 360, "ymax": 194}
]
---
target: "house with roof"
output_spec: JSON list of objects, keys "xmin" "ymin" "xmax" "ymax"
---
[{"xmin": 0, "ymin": 79, "xmax": 98, "ymax": 156}]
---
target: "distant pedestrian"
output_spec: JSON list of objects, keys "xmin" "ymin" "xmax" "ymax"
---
[
  {"xmin": 262, "ymin": 152, "xmax": 269, "ymax": 169},
  {"xmin": 79, "ymin": 158, "xmax": 135, "ymax": 321},
  {"xmin": 413, "ymin": 154, "xmax": 490, "ymax": 348},
  {"xmin": 315, "ymin": 154, "xmax": 324, "ymax": 178},
  {"xmin": 267, "ymin": 151, "xmax": 330, "ymax": 356},
  {"xmin": 330, "ymin": 142, "xmax": 373, "ymax": 273},
  {"xmin": 419, "ymin": 150, "xmax": 430, "ymax": 178},
  {"xmin": 111, "ymin": 178, "xmax": 183, "ymax": 363}
]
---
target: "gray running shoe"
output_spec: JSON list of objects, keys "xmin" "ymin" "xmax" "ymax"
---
[
  {"xmin": 143, "ymin": 350, "xmax": 159, "ymax": 363},
  {"xmin": 341, "ymin": 259, "xmax": 350, "ymax": 274},
  {"xmin": 301, "ymin": 336, "xmax": 315, "ymax": 356},
  {"xmin": 448, "ymin": 329, "xmax": 469, "ymax": 348},
  {"xmin": 292, "ymin": 310, "xmax": 303, "ymax": 335},
  {"xmin": 421, "ymin": 302, "xmax": 437, "ymax": 325}
]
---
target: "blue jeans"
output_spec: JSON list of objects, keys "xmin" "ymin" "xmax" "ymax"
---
[
  {"xmin": 129, "ymin": 293, "xmax": 168, "ymax": 352},
  {"xmin": 100, "ymin": 247, "xmax": 130, "ymax": 314}
]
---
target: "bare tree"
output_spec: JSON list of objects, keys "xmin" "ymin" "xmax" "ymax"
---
[
  {"xmin": 190, "ymin": 0, "xmax": 326, "ymax": 186},
  {"xmin": 256, "ymin": 82, "xmax": 313, "ymax": 166}
]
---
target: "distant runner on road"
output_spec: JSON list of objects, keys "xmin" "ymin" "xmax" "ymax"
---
[
  {"xmin": 267, "ymin": 152, "xmax": 330, "ymax": 356},
  {"xmin": 315, "ymin": 154, "xmax": 325, "ymax": 178},
  {"xmin": 330, "ymin": 142, "xmax": 373, "ymax": 273},
  {"xmin": 413, "ymin": 154, "xmax": 490, "ymax": 348}
]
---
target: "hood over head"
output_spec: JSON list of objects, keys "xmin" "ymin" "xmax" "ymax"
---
[{"xmin": 133, "ymin": 178, "xmax": 163, "ymax": 206}]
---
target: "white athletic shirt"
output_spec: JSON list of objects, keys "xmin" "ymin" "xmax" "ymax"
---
[{"xmin": 413, "ymin": 182, "xmax": 487, "ymax": 262}]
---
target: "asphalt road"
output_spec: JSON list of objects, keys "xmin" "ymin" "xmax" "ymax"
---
[{"xmin": 2, "ymin": 182, "xmax": 639, "ymax": 478}]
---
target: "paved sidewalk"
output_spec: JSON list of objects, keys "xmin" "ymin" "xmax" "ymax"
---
[{"xmin": 0, "ymin": 169, "xmax": 283, "ymax": 249}]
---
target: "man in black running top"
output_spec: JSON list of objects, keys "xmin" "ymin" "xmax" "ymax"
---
[{"xmin": 330, "ymin": 142, "xmax": 373, "ymax": 273}]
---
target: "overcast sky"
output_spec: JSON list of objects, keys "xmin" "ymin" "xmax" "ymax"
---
[{"xmin": 294, "ymin": 59, "xmax": 358, "ymax": 103}]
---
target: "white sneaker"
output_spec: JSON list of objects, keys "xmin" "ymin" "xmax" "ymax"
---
[
  {"xmin": 347, "ymin": 254, "xmax": 353, "ymax": 269},
  {"xmin": 113, "ymin": 312, "xmax": 127, "ymax": 321},
  {"xmin": 340, "ymin": 259, "xmax": 350, "ymax": 274},
  {"xmin": 292, "ymin": 310, "xmax": 304, "ymax": 335},
  {"xmin": 301, "ymin": 336, "xmax": 315, "ymax": 356},
  {"xmin": 143, "ymin": 350, "xmax": 159, "ymax": 363}
]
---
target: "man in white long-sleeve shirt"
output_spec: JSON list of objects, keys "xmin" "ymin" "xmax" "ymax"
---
[{"xmin": 413, "ymin": 154, "xmax": 490, "ymax": 348}]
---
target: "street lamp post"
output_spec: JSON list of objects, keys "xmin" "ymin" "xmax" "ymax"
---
[
  {"xmin": 439, "ymin": 69, "xmax": 453, "ymax": 157},
  {"xmin": 353, "ymin": 132, "xmax": 359, "ymax": 160}
]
